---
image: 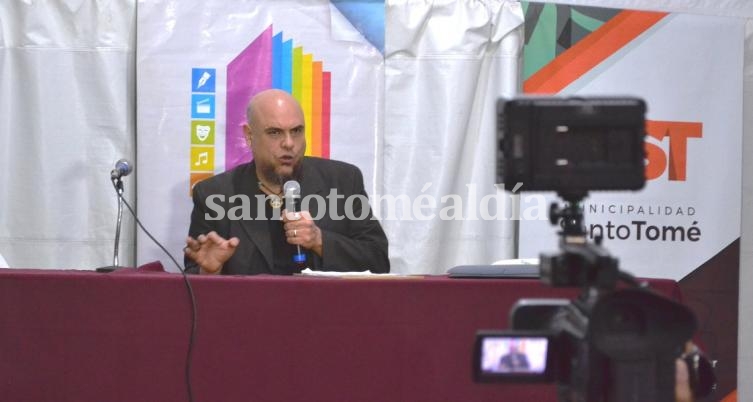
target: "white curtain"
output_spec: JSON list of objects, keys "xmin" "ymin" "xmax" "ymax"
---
[
  {"xmin": 382, "ymin": 0, "xmax": 524, "ymax": 274},
  {"xmin": 0, "ymin": 0, "xmax": 136, "ymax": 269}
]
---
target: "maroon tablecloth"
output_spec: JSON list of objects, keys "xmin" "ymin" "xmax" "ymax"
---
[{"xmin": 0, "ymin": 268, "xmax": 682, "ymax": 402}]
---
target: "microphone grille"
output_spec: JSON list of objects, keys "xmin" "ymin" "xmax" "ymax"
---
[
  {"xmin": 283, "ymin": 180, "xmax": 300, "ymax": 197},
  {"xmin": 115, "ymin": 159, "xmax": 133, "ymax": 176}
]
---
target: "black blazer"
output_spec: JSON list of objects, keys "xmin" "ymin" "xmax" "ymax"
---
[{"xmin": 186, "ymin": 157, "xmax": 390, "ymax": 274}]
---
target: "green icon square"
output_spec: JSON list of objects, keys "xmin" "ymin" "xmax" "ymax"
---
[{"xmin": 191, "ymin": 120, "xmax": 215, "ymax": 145}]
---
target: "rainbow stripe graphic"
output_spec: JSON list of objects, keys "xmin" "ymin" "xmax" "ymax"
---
[{"xmin": 226, "ymin": 25, "xmax": 331, "ymax": 171}]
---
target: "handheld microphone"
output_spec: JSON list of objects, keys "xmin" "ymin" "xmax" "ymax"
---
[
  {"xmin": 111, "ymin": 158, "xmax": 133, "ymax": 180},
  {"xmin": 283, "ymin": 180, "xmax": 307, "ymax": 269}
]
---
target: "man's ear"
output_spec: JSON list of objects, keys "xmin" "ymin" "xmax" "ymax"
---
[{"xmin": 242, "ymin": 123, "xmax": 253, "ymax": 146}]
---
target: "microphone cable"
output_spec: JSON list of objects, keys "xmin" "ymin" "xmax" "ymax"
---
[{"xmin": 110, "ymin": 178, "xmax": 198, "ymax": 402}]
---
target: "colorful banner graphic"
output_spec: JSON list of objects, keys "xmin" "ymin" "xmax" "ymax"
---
[
  {"xmin": 136, "ymin": 1, "xmax": 384, "ymax": 274},
  {"xmin": 226, "ymin": 26, "xmax": 331, "ymax": 171},
  {"xmin": 519, "ymin": 1, "xmax": 742, "ymax": 281}
]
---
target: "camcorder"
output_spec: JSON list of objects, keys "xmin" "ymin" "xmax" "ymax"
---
[{"xmin": 474, "ymin": 96, "xmax": 715, "ymax": 401}]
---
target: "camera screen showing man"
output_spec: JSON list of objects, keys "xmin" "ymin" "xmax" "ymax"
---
[
  {"xmin": 498, "ymin": 341, "xmax": 531, "ymax": 372},
  {"xmin": 480, "ymin": 337, "xmax": 548, "ymax": 374}
]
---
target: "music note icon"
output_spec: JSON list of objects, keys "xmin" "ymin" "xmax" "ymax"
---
[{"xmin": 194, "ymin": 152, "xmax": 209, "ymax": 166}]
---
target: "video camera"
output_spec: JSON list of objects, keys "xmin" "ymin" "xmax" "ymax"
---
[{"xmin": 473, "ymin": 96, "xmax": 711, "ymax": 402}]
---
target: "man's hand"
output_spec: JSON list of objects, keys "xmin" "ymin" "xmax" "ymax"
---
[
  {"xmin": 282, "ymin": 209, "xmax": 323, "ymax": 257},
  {"xmin": 184, "ymin": 231, "xmax": 240, "ymax": 274}
]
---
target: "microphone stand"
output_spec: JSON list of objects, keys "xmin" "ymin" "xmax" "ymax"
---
[
  {"xmin": 96, "ymin": 176, "xmax": 129, "ymax": 272},
  {"xmin": 112, "ymin": 177, "xmax": 125, "ymax": 267}
]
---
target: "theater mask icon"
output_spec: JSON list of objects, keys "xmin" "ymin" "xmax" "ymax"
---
[{"xmin": 196, "ymin": 125, "xmax": 211, "ymax": 142}]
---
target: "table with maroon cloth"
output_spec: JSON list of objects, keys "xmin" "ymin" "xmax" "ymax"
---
[{"xmin": 0, "ymin": 268, "xmax": 682, "ymax": 402}]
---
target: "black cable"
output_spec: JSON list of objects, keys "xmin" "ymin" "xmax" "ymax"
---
[{"xmin": 112, "ymin": 178, "xmax": 197, "ymax": 402}]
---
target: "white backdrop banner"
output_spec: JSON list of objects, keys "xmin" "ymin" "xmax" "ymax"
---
[
  {"xmin": 519, "ymin": 8, "xmax": 744, "ymax": 280},
  {"xmin": 136, "ymin": 0, "xmax": 383, "ymax": 268}
]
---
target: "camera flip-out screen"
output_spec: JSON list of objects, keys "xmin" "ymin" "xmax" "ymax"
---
[
  {"xmin": 473, "ymin": 330, "xmax": 555, "ymax": 382},
  {"xmin": 498, "ymin": 96, "xmax": 647, "ymax": 195}
]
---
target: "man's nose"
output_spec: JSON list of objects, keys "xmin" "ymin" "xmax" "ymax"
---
[{"xmin": 281, "ymin": 132, "xmax": 294, "ymax": 149}]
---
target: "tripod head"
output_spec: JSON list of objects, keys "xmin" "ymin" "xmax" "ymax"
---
[{"xmin": 541, "ymin": 192, "xmax": 619, "ymax": 291}]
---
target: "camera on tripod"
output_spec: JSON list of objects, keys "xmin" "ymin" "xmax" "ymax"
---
[{"xmin": 473, "ymin": 96, "xmax": 708, "ymax": 402}]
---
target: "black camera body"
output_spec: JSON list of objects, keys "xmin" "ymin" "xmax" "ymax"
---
[
  {"xmin": 475, "ymin": 96, "xmax": 703, "ymax": 402},
  {"xmin": 487, "ymin": 287, "xmax": 697, "ymax": 402}
]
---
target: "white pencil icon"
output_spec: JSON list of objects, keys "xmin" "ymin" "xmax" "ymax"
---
[{"xmin": 197, "ymin": 71, "xmax": 211, "ymax": 88}]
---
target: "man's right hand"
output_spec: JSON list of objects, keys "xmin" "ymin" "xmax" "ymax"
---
[{"xmin": 184, "ymin": 231, "xmax": 240, "ymax": 274}]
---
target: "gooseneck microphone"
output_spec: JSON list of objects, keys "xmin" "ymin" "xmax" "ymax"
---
[
  {"xmin": 98, "ymin": 158, "xmax": 133, "ymax": 272},
  {"xmin": 283, "ymin": 180, "xmax": 308, "ymax": 269}
]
